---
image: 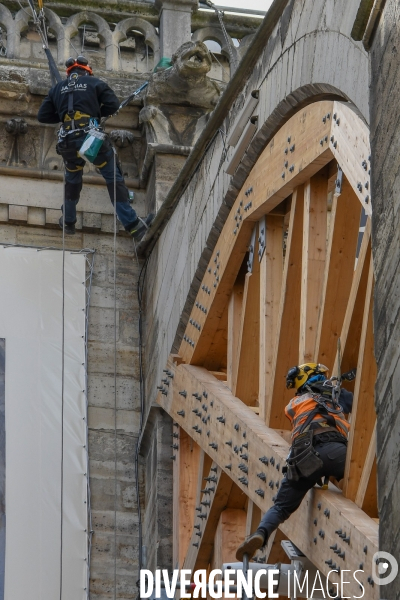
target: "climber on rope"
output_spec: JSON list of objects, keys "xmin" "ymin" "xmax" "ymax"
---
[
  {"xmin": 236, "ymin": 362, "xmax": 355, "ymax": 561},
  {"xmin": 37, "ymin": 55, "xmax": 154, "ymax": 238}
]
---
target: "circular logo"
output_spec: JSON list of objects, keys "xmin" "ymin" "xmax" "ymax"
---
[{"xmin": 372, "ymin": 551, "xmax": 399, "ymax": 586}]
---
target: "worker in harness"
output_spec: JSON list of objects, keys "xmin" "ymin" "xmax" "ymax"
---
[
  {"xmin": 37, "ymin": 55, "xmax": 153, "ymax": 238},
  {"xmin": 236, "ymin": 362, "xmax": 354, "ymax": 561}
]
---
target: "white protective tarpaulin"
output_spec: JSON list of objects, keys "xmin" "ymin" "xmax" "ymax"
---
[{"xmin": 0, "ymin": 246, "xmax": 88, "ymax": 600}]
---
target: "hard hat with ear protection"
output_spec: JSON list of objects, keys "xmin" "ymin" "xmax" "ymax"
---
[
  {"xmin": 286, "ymin": 363, "xmax": 329, "ymax": 391},
  {"xmin": 65, "ymin": 55, "xmax": 93, "ymax": 76}
]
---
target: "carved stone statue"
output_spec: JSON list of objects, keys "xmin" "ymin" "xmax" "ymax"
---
[{"xmin": 140, "ymin": 41, "xmax": 222, "ymax": 147}]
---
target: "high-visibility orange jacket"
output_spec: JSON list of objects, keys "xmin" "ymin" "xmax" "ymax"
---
[{"xmin": 285, "ymin": 392, "xmax": 350, "ymax": 440}]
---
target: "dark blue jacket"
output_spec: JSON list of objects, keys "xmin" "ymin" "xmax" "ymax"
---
[{"xmin": 37, "ymin": 74, "xmax": 119, "ymax": 124}]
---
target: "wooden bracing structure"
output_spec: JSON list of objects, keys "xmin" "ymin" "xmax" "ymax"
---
[{"xmin": 156, "ymin": 101, "xmax": 378, "ymax": 598}]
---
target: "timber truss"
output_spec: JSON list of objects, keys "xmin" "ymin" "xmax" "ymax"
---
[{"xmin": 156, "ymin": 101, "xmax": 378, "ymax": 599}]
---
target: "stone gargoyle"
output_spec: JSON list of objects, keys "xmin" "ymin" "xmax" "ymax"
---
[{"xmin": 139, "ymin": 41, "xmax": 222, "ymax": 147}]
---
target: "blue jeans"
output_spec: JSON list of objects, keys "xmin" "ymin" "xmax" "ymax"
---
[{"xmin": 61, "ymin": 135, "xmax": 138, "ymax": 231}]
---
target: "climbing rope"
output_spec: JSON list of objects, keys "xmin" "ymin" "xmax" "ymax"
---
[
  {"xmin": 59, "ymin": 172, "xmax": 66, "ymax": 600},
  {"xmin": 202, "ymin": 0, "xmax": 238, "ymax": 71},
  {"xmin": 24, "ymin": 0, "xmax": 62, "ymax": 84},
  {"xmin": 100, "ymin": 81, "xmax": 149, "ymax": 127},
  {"xmin": 112, "ymin": 149, "xmax": 118, "ymax": 600}
]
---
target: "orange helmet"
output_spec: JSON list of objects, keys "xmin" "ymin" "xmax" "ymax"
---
[{"xmin": 65, "ymin": 55, "xmax": 93, "ymax": 76}]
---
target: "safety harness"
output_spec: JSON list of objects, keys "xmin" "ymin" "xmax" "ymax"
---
[
  {"xmin": 286, "ymin": 381, "xmax": 350, "ymax": 441},
  {"xmin": 284, "ymin": 382, "xmax": 349, "ymax": 484},
  {"xmin": 58, "ymin": 73, "xmax": 94, "ymax": 135}
]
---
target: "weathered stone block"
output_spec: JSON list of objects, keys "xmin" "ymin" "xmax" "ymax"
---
[
  {"xmin": 91, "ymin": 257, "xmax": 109, "ymax": 286},
  {"xmin": 82, "ymin": 233, "xmax": 135, "ymax": 258},
  {"xmin": 75, "ymin": 211, "xmax": 83, "ymax": 230},
  {"xmin": 15, "ymin": 226, "xmax": 83, "ymax": 249},
  {"xmin": 89, "ymin": 477, "xmax": 139, "ymax": 512},
  {"xmin": 88, "ymin": 341, "xmax": 138, "ymax": 377},
  {"xmin": 108, "ymin": 256, "xmax": 139, "ymax": 287},
  {"xmin": 91, "ymin": 510, "xmax": 139, "ymax": 535},
  {"xmin": 89, "ymin": 285, "xmax": 137, "ymax": 310},
  {"xmin": 46, "ymin": 208, "xmax": 61, "ymax": 225},
  {"xmin": 101, "ymin": 214, "xmax": 120, "ymax": 233},
  {"xmin": 0, "ymin": 224, "xmax": 16, "ymax": 244},
  {"xmin": 83, "ymin": 211, "xmax": 102, "ymax": 230},
  {"xmin": 27, "ymin": 206, "xmax": 46, "ymax": 226},
  {"xmin": 8, "ymin": 204, "xmax": 28, "ymax": 222},
  {"xmin": 88, "ymin": 430, "xmax": 137, "ymax": 465},
  {"xmin": 88, "ymin": 307, "xmax": 120, "ymax": 343},
  {"xmin": 119, "ymin": 310, "xmax": 139, "ymax": 345},
  {"xmin": 0, "ymin": 204, "xmax": 8, "ymax": 223},
  {"xmin": 89, "ymin": 457, "xmax": 135, "ymax": 481},
  {"xmin": 88, "ymin": 406, "xmax": 140, "ymax": 435},
  {"xmin": 88, "ymin": 374, "xmax": 139, "ymax": 410}
]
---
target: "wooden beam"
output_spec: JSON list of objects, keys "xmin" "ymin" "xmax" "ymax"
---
[
  {"xmin": 355, "ymin": 422, "xmax": 377, "ymax": 518},
  {"xmin": 263, "ymin": 528, "xmax": 290, "ymax": 565},
  {"xmin": 227, "ymin": 284, "xmax": 243, "ymax": 391},
  {"xmin": 300, "ymin": 173, "xmax": 328, "ymax": 363},
  {"xmin": 194, "ymin": 450, "xmax": 211, "ymax": 512},
  {"xmin": 329, "ymin": 101, "xmax": 372, "ymax": 216},
  {"xmin": 178, "ymin": 103, "xmax": 337, "ymax": 365},
  {"xmin": 202, "ymin": 301, "xmax": 229, "ymax": 372},
  {"xmin": 232, "ymin": 263, "xmax": 260, "ymax": 405},
  {"xmin": 181, "ymin": 220, "xmax": 254, "ymax": 365},
  {"xmin": 240, "ymin": 100, "xmax": 334, "ymax": 219},
  {"xmin": 174, "ymin": 430, "xmax": 202, "ymax": 568},
  {"xmin": 212, "ymin": 508, "xmax": 247, "ymax": 567},
  {"xmin": 315, "ymin": 177, "xmax": 361, "ymax": 367},
  {"xmin": 183, "ymin": 464, "xmax": 233, "ymax": 571},
  {"xmin": 245, "ymin": 499, "xmax": 261, "ymax": 536},
  {"xmin": 158, "ymin": 361, "xmax": 379, "ymax": 598},
  {"xmin": 259, "ymin": 216, "xmax": 284, "ymax": 421},
  {"xmin": 178, "ymin": 102, "xmax": 371, "ymax": 368},
  {"xmin": 266, "ymin": 188, "xmax": 304, "ymax": 429},
  {"xmin": 332, "ymin": 218, "xmax": 371, "ymax": 377},
  {"xmin": 343, "ymin": 260, "xmax": 377, "ymax": 502}
]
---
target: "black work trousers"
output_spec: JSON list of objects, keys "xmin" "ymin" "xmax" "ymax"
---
[
  {"xmin": 58, "ymin": 132, "xmax": 138, "ymax": 231},
  {"xmin": 258, "ymin": 440, "xmax": 347, "ymax": 538}
]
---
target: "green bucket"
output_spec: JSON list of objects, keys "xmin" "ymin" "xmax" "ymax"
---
[{"xmin": 79, "ymin": 129, "xmax": 106, "ymax": 162}]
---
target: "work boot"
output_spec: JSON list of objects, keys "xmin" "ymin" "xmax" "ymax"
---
[
  {"xmin": 59, "ymin": 216, "xmax": 76, "ymax": 235},
  {"xmin": 235, "ymin": 530, "xmax": 266, "ymax": 562},
  {"xmin": 130, "ymin": 213, "xmax": 154, "ymax": 241}
]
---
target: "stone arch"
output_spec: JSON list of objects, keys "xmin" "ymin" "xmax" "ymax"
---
[
  {"xmin": 0, "ymin": 3, "xmax": 14, "ymax": 56},
  {"xmin": 43, "ymin": 8, "xmax": 65, "ymax": 65},
  {"xmin": 227, "ymin": 24, "xmax": 368, "ymax": 194},
  {"xmin": 192, "ymin": 26, "xmax": 238, "ymax": 75},
  {"xmin": 10, "ymin": 8, "xmax": 29, "ymax": 59},
  {"xmin": 114, "ymin": 17, "xmax": 160, "ymax": 66},
  {"xmin": 64, "ymin": 11, "xmax": 114, "ymax": 69}
]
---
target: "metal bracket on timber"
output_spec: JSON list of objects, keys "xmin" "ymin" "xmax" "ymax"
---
[
  {"xmin": 179, "ymin": 101, "xmax": 372, "ymax": 365},
  {"xmin": 157, "ymin": 360, "xmax": 378, "ymax": 598}
]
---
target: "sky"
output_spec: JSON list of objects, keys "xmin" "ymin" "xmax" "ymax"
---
[{"xmin": 213, "ymin": 0, "xmax": 274, "ymax": 13}]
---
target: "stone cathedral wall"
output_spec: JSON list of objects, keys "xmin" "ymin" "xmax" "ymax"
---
[
  {"xmin": 0, "ymin": 0, "xmax": 399, "ymax": 596},
  {"xmin": 0, "ymin": 0, "xmax": 259, "ymax": 595}
]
